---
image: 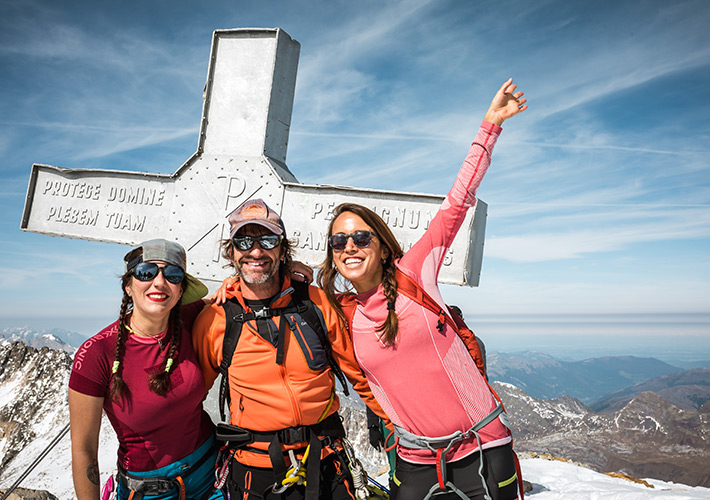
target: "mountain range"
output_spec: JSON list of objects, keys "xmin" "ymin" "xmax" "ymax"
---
[
  {"xmin": 0, "ymin": 327, "xmax": 82, "ymax": 354},
  {"xmin": 590, "ymin": 367, "xmax": 710, "ymax": 412},
  {"xmin": 487, "ymin": 350, "xmax": 685, "ymax": 404}
]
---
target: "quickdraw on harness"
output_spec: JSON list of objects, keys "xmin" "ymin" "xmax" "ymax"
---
[
  {"xmin": 338, "ymin": 438, "xmax": 389, "ymax": 500},
  {"xmin": 215, "ymin": 412, "xmax": 347, "ymax": 500},
  {"xmin": 218, "ymin": 280, "xmax": 348, "ymax": 421},
  {"xmin": 116, "ymin": 440, "xmax": 219, "ymax": 500}
]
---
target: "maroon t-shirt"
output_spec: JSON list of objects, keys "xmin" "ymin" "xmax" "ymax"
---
[{"xmin": 69, "ymin": 301, "xmax": 214, "ymax": 471}]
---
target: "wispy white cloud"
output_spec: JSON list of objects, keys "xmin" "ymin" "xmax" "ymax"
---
[{"xmin": 486, "ymin": 211, "xmax": 710, "ymax": 262}]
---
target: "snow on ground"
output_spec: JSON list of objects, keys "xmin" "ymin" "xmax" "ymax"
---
[{"xmin": 520, "ymin": 458, "xmax": 710, "ymax": 499}]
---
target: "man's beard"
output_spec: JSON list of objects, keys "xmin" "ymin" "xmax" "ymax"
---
[{"xmin": 236, "ymin": 257, "xmax": 280, "ymax": 285}]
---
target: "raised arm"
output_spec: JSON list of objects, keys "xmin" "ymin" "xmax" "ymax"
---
[
  {"xmin": 68, "ymin": 389, "xmax": 104, "ymax": 500},
  {"xmin": 400, "ymin": 78, "xmax": 527, "ymax": 289},
  {"xmin": 483, "ymin": 78, "xmax": 527, "ymax": 126}
]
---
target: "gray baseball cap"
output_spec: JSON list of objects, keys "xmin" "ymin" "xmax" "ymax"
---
[{"xmin": 124, "ymin": 239, "xmax": 208, "ymax": 304}]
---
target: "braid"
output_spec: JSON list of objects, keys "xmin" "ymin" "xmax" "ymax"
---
[
  {"xmin": 375, "ymin": 259, "xmax": 399, "ymax": 346},
  {"xmin": 317, "ymin": 259, "xmax": 350, "ymax": 332},
  {"xmin": 109, "ymin": 293, "xmax": 132, "ymax": 402},
  {"xmin": 148, "ymin": 302, "xmax": 182, "ymax": 396}
]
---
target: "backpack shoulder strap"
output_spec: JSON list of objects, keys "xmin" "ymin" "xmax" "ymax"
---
[
  {"xmin": 447, "ymin": 305, "xmax": 487, "ymax": 380},
  {"xmin": 291, "ymin": 281, "xmax": 350, "ymax": 396},
  {"xmin": 394, "ymin": 269, "xmax": 458, "ymax": 333},
  {"xmin": 394, "ymin": 270, "xmax": 489, "ymax": 380},
  {"xmin": 219, "ymin": 297, "xmax": 247, "ymax": 421}
]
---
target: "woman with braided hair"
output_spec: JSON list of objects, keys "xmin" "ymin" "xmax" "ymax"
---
[
  {"xmin": 317, "ymin": 79, "xmax": 527, "ymax": 500},
  {"xmin": 68, "ymin": 239, "xmax": 224, "ymax": 500}
]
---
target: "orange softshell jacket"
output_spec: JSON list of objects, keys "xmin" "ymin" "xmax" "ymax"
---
[{"xmin": 192, "ymin": 276, "xmax": 388, "ymax": 467}]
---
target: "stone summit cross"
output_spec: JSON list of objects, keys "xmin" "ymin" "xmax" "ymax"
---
[{"xmin": 20, "ymin": 28, "xmax": 487, "ymax": 289}]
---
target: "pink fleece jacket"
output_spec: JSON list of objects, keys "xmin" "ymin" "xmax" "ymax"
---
[{"xmin": 350, "ymin": 121, "xmax": 511, "ymax": 465}]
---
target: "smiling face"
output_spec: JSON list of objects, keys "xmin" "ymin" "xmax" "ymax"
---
[
  {"xmin": 232, "ymin": 224, "xmax": 284, "ymax": 299},
  {"xmin": 330, "ymin": 212, "xmax": 389, "ymax": 293},
  {"xmin": 125, "ymin": 260, "xmax": 183, "ymax": 327}
]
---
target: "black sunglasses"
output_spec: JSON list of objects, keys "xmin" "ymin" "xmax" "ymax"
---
[
  {"xmin": 328, "ymin": 231, "xmax": 376, "ymax": 252},
  {"xmin": 232, "ymin": 234, "xmax": 282, "ymax": 251},
  {"xmin": 132, "ymin": 262, "xmax": 185, "ymax": 284}
]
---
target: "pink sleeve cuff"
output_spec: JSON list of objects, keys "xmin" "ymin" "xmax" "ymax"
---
[{"xmin": 481, "ymin": 120, "xmax": 503, "ymax": 134}]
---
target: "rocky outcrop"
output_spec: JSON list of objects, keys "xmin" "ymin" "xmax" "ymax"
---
[
  {"xmin": 0, "ymin": 342, "xmax": 72, "ymax": 475},
  {"xmin": 0, "ymin": 487, "xmax": 59, "ymax": 500},
  {"xmin": 495, "ymin": 382, "xmax": 710, "ymax": 487}
]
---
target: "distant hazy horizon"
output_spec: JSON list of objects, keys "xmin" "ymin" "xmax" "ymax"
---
[{"xmin": 2, "ymin": 312, "xmax": 708, "ymax": 368}]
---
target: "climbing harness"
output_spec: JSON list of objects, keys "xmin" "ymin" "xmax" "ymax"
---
[
  {"xmin": 393, "ymin": 404, "xmax": 505, "ymax": 500},
  {"xmin": 216, "ymin": 412, "xmax": 347, "ymax": 500},
  {"xmin": 117, "ymin": 439, "xmax": 219, "ymax": 500}
]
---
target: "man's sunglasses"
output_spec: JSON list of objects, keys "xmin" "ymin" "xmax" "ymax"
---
[
  {"xmin": 232, "ymin": 234, "xmax": 282, "ymax": 251},
  {"xmin": 132, "ymin": 262, "xmax": 185, "ymax": 284},
  {"xmin": 328, "ymin": 231, "xmax": 376, "ymax": 252}
]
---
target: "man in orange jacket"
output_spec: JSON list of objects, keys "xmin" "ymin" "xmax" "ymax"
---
[{"xmin": 193, "ymin": 198, "xmax": 388, "ymax": 500}]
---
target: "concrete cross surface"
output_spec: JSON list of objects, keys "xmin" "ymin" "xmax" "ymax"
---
[{"xmin": 20, "ymin": 28, "xmax": 487, "ymax": 288}]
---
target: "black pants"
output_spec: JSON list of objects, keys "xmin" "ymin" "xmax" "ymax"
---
[
  {"xmin": 229, "ymin": 453, "xmax": 355, "ymax": 500},
  {"xmin": 392, "ymin": 443, "xmax": 519, "ymax": 500}
]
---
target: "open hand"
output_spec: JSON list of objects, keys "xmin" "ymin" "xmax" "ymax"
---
[
  {"xmin": 204, "ymin": 276, "xmax": 239, "ymax": 305},
  {"xmin": 484, "ymin": 78, "xmax": 527, "ymax": 126}
]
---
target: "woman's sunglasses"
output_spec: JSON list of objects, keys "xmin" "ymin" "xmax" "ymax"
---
[
  {"xmin": 328, "ymin": 231, "xmax": 376, "ymax": 252},
  {"xmin": 132, "ymin": 262, "xmax": 185, "ymax": 284},
  {"xmin": 232, "ymin": 234, "xmax": 282, "ymax": 251}
]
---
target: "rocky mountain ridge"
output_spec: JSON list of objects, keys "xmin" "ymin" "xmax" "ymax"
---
[
  {"xmin": 493, "ymin": 381, "xmax": 710, "ymax": 487},
  {"xmin": 0, "ymin": 328, "xmax": 76, "ymax": 354},
  {"xmin": 8, "ymin": 325, "xmax": 706, "ymax": 407},
  {"xmin": 0, "ymin": 342, "xmax": 118, "ymax": 500},
  {"xmin": 590, "ymin": 367, "xmax": 710, "ymax": 412}
]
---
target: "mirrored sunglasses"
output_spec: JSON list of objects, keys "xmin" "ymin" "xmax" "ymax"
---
[
  {"xmin": 328, "ymin": 231, "xmax": 376, "ymax": 252},
  {"xmin": 132, "ymin": 262, "xmax": 185, "ymax": 284},
  {"xmin": 232, "ymin": 234, "xmax": 282, "ymax": 251}
]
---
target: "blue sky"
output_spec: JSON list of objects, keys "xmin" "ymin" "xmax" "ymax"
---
[{"xmin": 1, "ymin": 0, "xmax": 709, "ymax": 355}]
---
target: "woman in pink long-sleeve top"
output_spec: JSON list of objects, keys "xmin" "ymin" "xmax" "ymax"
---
[{"xmin": 318, "ymin": 79, "xmax": 527, "ymax": 500}]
